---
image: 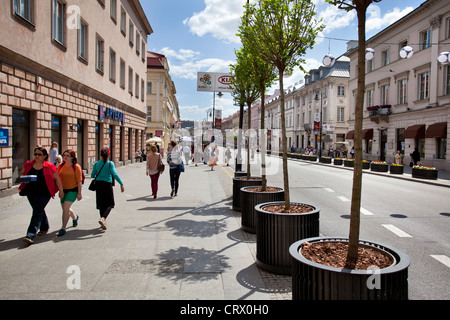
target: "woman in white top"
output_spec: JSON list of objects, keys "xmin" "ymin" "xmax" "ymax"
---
[{"xmin": 49, "ymin": 142, "xmax": 59, "ymax": 166}]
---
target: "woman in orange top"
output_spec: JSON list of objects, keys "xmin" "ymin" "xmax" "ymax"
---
[{"xmin": 56, "ymin": 149, "xmax": 82, "ymax": 237}]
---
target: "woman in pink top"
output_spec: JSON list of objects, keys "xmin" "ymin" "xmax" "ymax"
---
[{"xmin": 146, "ymin": 145, "xmax": 162, "ymax": 199}]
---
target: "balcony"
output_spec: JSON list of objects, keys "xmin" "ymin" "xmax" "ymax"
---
[{"xmin": 367, "ymin": 105, "xmax": 390, "ymax": 124}]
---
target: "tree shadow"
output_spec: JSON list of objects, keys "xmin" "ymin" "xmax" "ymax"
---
[{"xmin": 165, "ymin": 219, "xmax": 228, "ymax": 238}]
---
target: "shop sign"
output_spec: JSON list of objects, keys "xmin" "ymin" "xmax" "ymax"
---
[
  {"xmin": 98, "ymin": 105, "xmax": 125, "ymax": 125},
  {"xmin": 0, "ymin": 129, "xmax": 9, "ymax": 147}
]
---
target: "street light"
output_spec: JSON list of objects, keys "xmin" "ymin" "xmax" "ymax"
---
[
  {"xmin": 314, "ymin": 89, "xmax": 323, "ymax": 159},
  {"xmin": 212, "ymin": 91, "xmax": 223, "ymax": 130}
]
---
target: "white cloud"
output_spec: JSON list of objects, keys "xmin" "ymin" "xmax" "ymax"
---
[
  {"xmin": 319, "ymin": 5, "xmax": 356, "ymax": 34},
  {"xmin": 169, "ymin": 57, "xmax": 234, "ymax": 80},
  {"xmin": 183, "ymin": 0, "xmax": 245, "ymax": 44},
  {"xmin": 159, "ymin": 47, "xmax": 200, "ymax": 61},
  {"xmin": 366, "ymin": 5, "xmax": 415, "ymax": 32}
]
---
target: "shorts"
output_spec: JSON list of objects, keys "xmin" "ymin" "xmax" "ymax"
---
[{"xmin": 61, "ymin": 190, "xmax": 78, "ymax": 203}]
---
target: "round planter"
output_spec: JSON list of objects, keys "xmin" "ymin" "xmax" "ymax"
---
[
  {"xmin": 232, "ymin": 177, "xmax": 262, "ymax": 211},
  {"xmin": 389, "ymin": 165, "xmax": 404, "ymax": 175},
  {"xmin": 334, "ymin": 159, "xmax": 343, "ymax": 166},
  {"xmin": 308, "ymin": 155, "xmax": 317, "ymax": 162},
  {"xmin": 289, "ymin": 237, "xmax": 410, "ymax": 300},
  {"xmin": 371, "ymin": 163, "xmax": 388, "ymax": 172},
  {"xmin": 362, "ymin": 161, "xmax": 371, "ymax": 169},
  {"xmin": 412, "ymin": 168, "xmax": 438, "ymax": 180},
  {"xmin": 240, "ymin": 186, "xmax": 284, "ymax": 234},
  {"xmin": 320, "ymin": 157, "xmax": 331, "ymax": 164},
  {"xmin": 256, "ymin": 201, "xmax": 320, "ymax": 275},
  {"xmin": 234, "ymin": 171, "xmax": 247, "ymax": 177},
  {"xmin": 344, "ymin": 160, "xmax": 354, "ymax": 167}
]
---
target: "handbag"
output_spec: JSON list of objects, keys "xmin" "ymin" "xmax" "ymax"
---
[
  {"xmin": 178, "ymin": 161, "xmax": 185, "ymax": 173},
  {"xmin": 158, "ymin": 155, "xmax": 165, "ymax": 173},
  {"xmin": 89, "ymin": 161, "xmax": 107, "ymax": 191}
]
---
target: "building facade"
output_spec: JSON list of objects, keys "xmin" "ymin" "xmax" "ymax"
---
[
  {"xmin": 0, "ymin": 0, "xmax": 152, "ymax": 192},
  {"xmin": 146, "ymin": 51, "xmax": 180, "ymax": 155},
  {"xmin": 346, "ymin": 0, "xmax": 450, "ymax": 169}
]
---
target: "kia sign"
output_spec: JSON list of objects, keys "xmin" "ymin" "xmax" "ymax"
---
[{"xmin": 197, "ymin": 72, "xmax": 232, "ymax": 92}]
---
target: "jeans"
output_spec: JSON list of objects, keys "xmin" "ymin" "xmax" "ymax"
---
[
  {"xmin": 150, "ymin": 173, "xmax": 160, "ymax": 195},
  {"xmin": 169, "ymin": 168, "xmax": 180, "ymax": 194},
  {"xmin": 26, "ymin": 193, "xmax": 51, "ymax": 239}
]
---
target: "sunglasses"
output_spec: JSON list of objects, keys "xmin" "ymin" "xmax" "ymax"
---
[{"xmin": 34, "ymin": 153, "xmax": 44, "ymax": 156}]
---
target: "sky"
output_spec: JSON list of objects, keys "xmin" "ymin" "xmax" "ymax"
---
[{"xmin": 141, "ymin": 0, "xmax": 426, "ymax": 122}]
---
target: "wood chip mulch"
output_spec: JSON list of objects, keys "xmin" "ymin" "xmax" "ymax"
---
[{"xmin": 261, "ymin": 204, "xmax": 313, "ymax": 214}]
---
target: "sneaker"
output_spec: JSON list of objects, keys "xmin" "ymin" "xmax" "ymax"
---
[
  {"xmin": 23, "ymin": 237, "xmax": 34, "ymax": 245},
  {"xmin": 57, "ymin": 229, "xmax": 66, "ymax": 237},
  {"xmin": 72, "ymin": 215, "xmax": 79, "ymax": 227},
  {"xmin": 99, "ymin": 218, "xmax": 107, "ymax": 230}
]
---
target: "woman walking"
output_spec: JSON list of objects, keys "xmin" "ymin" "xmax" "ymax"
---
[
  {"xmin": 167, "ymin": 141, "xmax": 182, "ymax": 197},
  {"xmin": 49, "ymin": 142, "xmax": 59, "ymax": 166},
  {"xmin": 19, "ymin": 147, "xmax": 64, "ymax": 244},
  {"xmin": 91, "ymin": 148, "xmax": 124, "ymax": 230},
  {"xmin": 146, "ymin": 145, "xmax": 162, "ymax": 199},
  {"xmin": 56, "ymin": 149, "xmax": 82, "ymax": 237}
]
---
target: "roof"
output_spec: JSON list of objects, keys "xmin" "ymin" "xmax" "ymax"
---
[{"xmin": 147, "ymin": 52, "xmax": 166, "ymax": 69}]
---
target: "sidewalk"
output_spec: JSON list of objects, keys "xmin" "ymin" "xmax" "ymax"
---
[{"xmin": 0, "ymin": 161, "xmax": 290, "ymax": 300}]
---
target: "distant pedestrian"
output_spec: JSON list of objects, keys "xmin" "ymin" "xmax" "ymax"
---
[
  {"xmin": 19, "ymin": 147, "xmax": 64, "ymax": 245},
  {"xmin": 194, "ymin": 145, "xmax": 202, "ymax": 166},
  {"xmin": 350, "ymin": 147, "xmax": 354, "ymax": 159},
  {"xmin": 146, "ymin": 145, "xmax": 162, "ymax": 199},
  {"xmin": 225, "ymin": 146, "xmax": 232, "ymax": 166},
  {"xmin": 410, "ymin": 147, "xmax": 420, "ymax": 165},
  {"xmin": 209, "ymin": 147, "xmax": 217, "ymax": 171},
  {"xmin": 395, "ymin": 151, "xmax": 403, "ymax": 165},
  {"xmin": 167, "ymin": 141, "xmax": 182, "ymax": 197},
  {"xmin": 49, "ymin": 142, "xmax": 59, "ymax": 166},
  {"xmin": 91, "ymin": 147, "xmax": 124, "ymax": 230},
  {"xmin": 183, "ymin": 144, "xmax": 191, "ymax": 165},
  {"xmin": 56, "ymin": 149, "xmax": 82, "ymax": 237}
]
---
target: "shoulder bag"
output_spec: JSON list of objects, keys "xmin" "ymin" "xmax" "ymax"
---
[
  {"xmin": 88, "ymin": 161, "xmax": 107, "ymax": 191},
  {"xmin": 158, "ymin": 154, "xmax": 165, "ymax": 173}
]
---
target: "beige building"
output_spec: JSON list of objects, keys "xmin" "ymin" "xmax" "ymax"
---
[
  {"xmin": 346, "ymin": 0, "xmax": 450, "ymax": 170},
  {"xmin": 0, "ymin": 0, "xmax": 152, "ymax": 192},
  {"xmin": 146, "ymin": 51, "xmax": 179, "ymax": 155}
]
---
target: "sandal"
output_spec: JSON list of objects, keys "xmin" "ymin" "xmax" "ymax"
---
[
  {"xmin": 99, "ymin": 218, "xmax": 107, "ymax": 230},
  {"xmin": 37, "ymin": 230, "xmax": 48, "ymax": 236},
  {"xmin": 73, "ymin": 215, "xmax": 79, "ymax": 227}
]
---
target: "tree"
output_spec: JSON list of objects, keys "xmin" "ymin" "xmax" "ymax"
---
[
  {"xmin": 325, "ymin": 0, "xmax": 381, "ymax": 269},
  {"xmin": 239, "ymin": 0, "xmax": 324, "ymax": 210}
]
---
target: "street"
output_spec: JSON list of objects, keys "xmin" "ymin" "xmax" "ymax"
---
[{"xmin": 225, "ymin": 148, "xmax": 450, "ymax": 300}]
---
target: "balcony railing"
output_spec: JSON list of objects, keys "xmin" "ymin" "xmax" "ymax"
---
[{"xmin": 367, "ymin": 105, "xmax": 390, "ymax": 123}]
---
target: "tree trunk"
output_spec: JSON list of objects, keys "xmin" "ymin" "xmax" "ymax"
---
[
  {"xmin": 247, "ymin": 101, "xmax": 251, "ymax": 179},
  {"xmin": 345, "ymin": 2, "xmax": 369, "ymax": 269},
  {"xmin": 260, "ymin": 88, "xmax": 267, "ymax": 191},
  {"xmin": 279, "ymin": 69, "xmax": 290, "ymax": 210}
]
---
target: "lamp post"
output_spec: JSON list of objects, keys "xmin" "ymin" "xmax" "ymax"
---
[
  {"xmin": 315, "ymin": 88, "xmax": 323, "ymax": 159},
  {"xmin": 212, "ymin": 91, "xmax": 223, "ymax": 130}
]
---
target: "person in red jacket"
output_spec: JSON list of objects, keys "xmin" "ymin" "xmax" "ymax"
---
[{"xmin": 19, "ymin": 147, "xmax": 64, "ymax": 245}]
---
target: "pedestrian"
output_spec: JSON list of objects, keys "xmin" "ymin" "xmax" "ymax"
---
[
  {"xmin": 19, "ymin": 147, "xmax": 64, "ymax": 245},
  {"xmin": 146, "ymin": 145, "xmax": 162, "ymax": 199},
  {"xmin": 395, "ymin": 150, "xmax": 403, "ymax": 165},
  {"xmin": 56, "ymin": 149, "xmax": 82, "ymax": 237},
  {"xmin": 225, "ymin": 146, "xmax": 232, "ymax": 166},
  {"xmin": 91, "ymin": 147, "xmax": 125, "ymax": 230},
  {"xmin": 410, "ymin": 147, "xmax": 420, "ymax": 166},
  {"xmin": 194, "ymin": 145, "xmax": 202, "ymax": 167},
  {"xmin": 210, "ymin": 147, "xmax": 217, "ymax": 171},
  {"xmin": 183, "ymin": 144, "xmax": 191, "ymax": 165},
  {"xmin": 167, "ymin": 141, "xmax": 182, "ymax": 197},
  {"xmin": 49, "ymin": 141, "xmax": 59, "ymax": 166},
  {"xmin": 350, "ymin": 147, "xmax": 355, "ymax": 159}
]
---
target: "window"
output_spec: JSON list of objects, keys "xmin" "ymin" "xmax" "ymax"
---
[
  {"xmin": 14, "ymin": 0, "xmax": 33, "ymax": 23},
  {"xmin": 399, "ymin": 40, "xmax": 408, "ymax": 58},
  {"xmin": 135, "ymin": 74, "xmax": 139, "ymax": 98},
  {"xmin": 142, "ymin": 41, "xmax": 146, "ymax": 61},
  {"xmin": 418, "ymin": 71, "xmax": 429, "ymax": 100},
  {"xmin": 337, "ymin": 107, "xmax": 345, "ymax": 122},
  {"xmin": 380, "ymin": 85, "xmax": 389, "ymax": 105},
  {"xmin": 438, "ymin": 138, "xmax": 447, "ymax": 159},
  {"xmin": 136, "ymin": 32, "xmax": 140, "ymax": 55},
  {"xmin": 120, "ymin": 59, "xmax": 125, "ymax": 89},
  {"xmin": 367, "ymin": 59, "xmax": 374, "ymax": 72},
  {"xmin": 337, "ymin": 86, "xmax": 345, "ymax": 96},
  {"xmin": 120, "ymin": 7, "xmax": 126, "ymax": 35},
  {"xmin": 382, "ymin": 49, "xmax": 389, "ymax": 66},
  {"xmin": 128, "ymin": 67, "xmax": 133, "ymax": 94},
  {"xmin": 110, "ymin": 0, "xmax": 117, "ymax": 22},
  {"xmin": 96, "ymin": 36, "xmax": 105, "ymax": 73},
  {"xmin": 109, "ymin": 49, "xmax": 116, "ymax": 82},
  {"xmin": 147, "ymin": 106, "xmax": 152, "ymax": 122},
  {"xmin": 52, "ymin": 0, "xmax": 66, "ymax": 45},
  {"xmin": 446, "ymin": 65, "xmax": 450, "ymax": 96},
  {"xmin": 366, "ymin": 89, "xmax": 373, "ymax": 107},
  {"xmin": 78, "ymin": 20, "xmax": 88, "ymax": 61},
  {"xmin": 398, "ymin": 79, "xmax": 407, "ymax": 104},
  {"xmin": 420, "ymin": 29, "xmax": 431, "ymax": 50},
  {"xmin": 129, "ymin": 20, "xmax": 134, "ymax": 46},
  {"xmin": 147, "ymin": 81, "xmax": 152, "ymax": 94},
  {"xmin": 447, "ymin": 18, "xmax": 450, "ymax": 39},
  {"xmin": 141, "ymin": 80, "xmax": 145, "ymax": 102}
]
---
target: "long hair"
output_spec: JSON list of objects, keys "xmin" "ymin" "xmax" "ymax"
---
[
  {"xmin": 100, "ymin": 147, "xmax": 110, "ymax": 162},
  {"xmin": 61, "ymin": 149, "xmax": 78, "ymax": 170},
  {"xmin": 34, "ymin": 147, "xmax": 49, "ymax": 161}
]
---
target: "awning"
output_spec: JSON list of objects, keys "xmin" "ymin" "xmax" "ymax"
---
[
  {"xmin": 404, "ymin": 124, "xmax": 425, "ymax": 139},
  {"xmin": 362, "ymin": 128, "xmax": 373, "ymax": 139},
  {"xmin": 425, "ymin": 122, "xmax": 447, "ymax": 138},
  {"xmin": 346, "ymin": 130, "xmax": 354, "ymax": 139}
]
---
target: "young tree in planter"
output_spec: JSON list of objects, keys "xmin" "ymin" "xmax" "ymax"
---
[
  {"xmin": 239, "ymin": 0, "xmax": 324, "ymax": 210},
  {"xmin": 230, "ymin": 48, "xmax": 261, "ymax": 179},
  {"xmin": 326, "ymin": 0, "xmax": 381, "ymax": 269}
]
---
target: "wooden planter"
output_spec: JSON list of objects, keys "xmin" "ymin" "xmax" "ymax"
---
[
  {"xmin": 334, "ymin": 159, "xmax": 343, "ymax": 166},
  {"xmin": 362, "ymin": 161, "xmax": 371, "ymax": 169},
  {"xmin": 255, "ymin": 202, "xmax": 320, "ymax": 275},
  {"xmin": 412, "ymin": 168, "xmax": 438, "ymax": 180},
  {"xmin": 320, "ymin": 157, "xmax": 332, "ymax": 164},
  {"xmin": 344, "ymin": 160, "xmax": 355, "ymax": 167},
  {"xmin": 240, "ymin": 186, "xmax": 284, "ymax": 234},
  {"xmin": 232, "ymin": 177, "xmax": 262, "ymax": 211},
  {"xmin": 290, "ymin": 237, "xmax": 410, "ymax": 300},
  {"xmin": 371, "ymin": 163, "xmax": 388, "ymax": 172},
  {"xmin": 389, "ymin": 165, "xmax": 404, "ymax": 174}
]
